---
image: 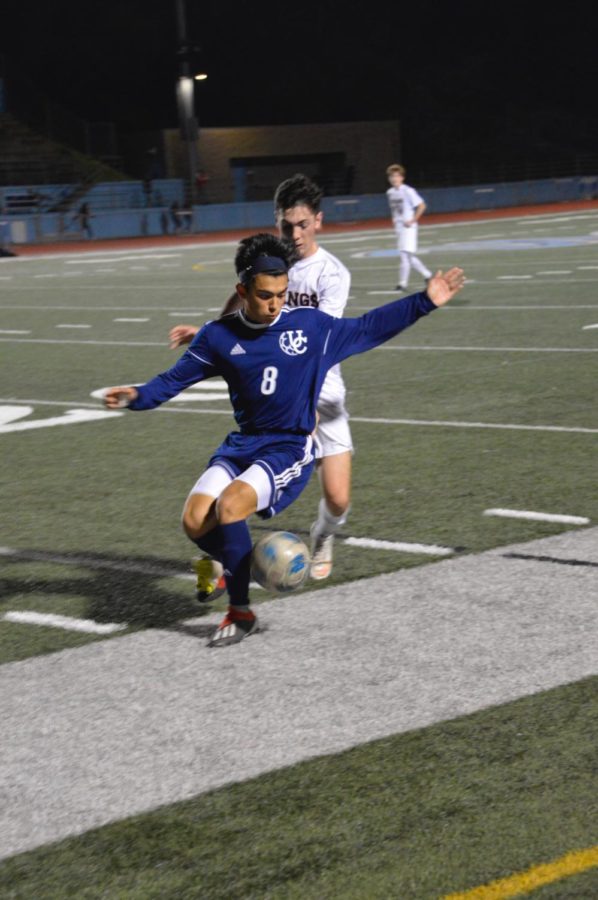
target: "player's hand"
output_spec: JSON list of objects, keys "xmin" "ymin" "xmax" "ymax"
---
[
  {"xmin": 169, "ymin": 324, "xmax": 199, "ymax": 349},
  {"xmin": 103, "ymin": 386, "xmax": 139, "ymax": 409},
  {"xmin": 425, "ymin": 268, "xmax": 466, "ymax": 307}
]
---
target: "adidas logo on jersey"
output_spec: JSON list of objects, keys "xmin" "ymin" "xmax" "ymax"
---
[{"xmin": 230, "ymin": 343, "xmax": 246, "ymax": 355}]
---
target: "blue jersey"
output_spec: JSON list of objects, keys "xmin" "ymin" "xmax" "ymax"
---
[{"xmin": 129, "ymin": 292, "xmax": 437, "ymax": 433}]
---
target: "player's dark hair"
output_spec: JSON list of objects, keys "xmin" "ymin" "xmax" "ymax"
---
[
  {"xmin": 274, "ymin": 173, "xmax": 323, "ymax": 214},
  {"xmin": 234, "ymin": 233, "xmax": 295, "ymax": 284}
]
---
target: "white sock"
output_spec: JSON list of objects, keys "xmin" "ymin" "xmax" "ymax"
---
[{"xmin": 313, "ymin": 497, "xmax": 349, "ymax": 538}]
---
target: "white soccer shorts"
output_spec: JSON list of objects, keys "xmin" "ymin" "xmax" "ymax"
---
[
  {"xmin": 314, "ymin": 367, "xmax": 353, "ymax": 459},
  {"xmin": 396, "ymin": 223, "xmax": 419, "ymax": 254}
]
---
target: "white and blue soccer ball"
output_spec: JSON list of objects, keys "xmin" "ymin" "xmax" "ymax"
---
[{"xmin": 251, "ymin": 531, "xmax": 310, "ymax": 593}]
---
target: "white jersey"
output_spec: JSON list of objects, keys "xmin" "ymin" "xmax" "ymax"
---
[
  {"xmin": 386, "ymin": 184, "xmax": 425, "ymax": 230},
  {"xmin": 286, "ymin": 246, "xmax": 351, "ymax": 454},
  {"xmin": 286, "ymin": 246, "xmax": 350, "ymax": 318}
]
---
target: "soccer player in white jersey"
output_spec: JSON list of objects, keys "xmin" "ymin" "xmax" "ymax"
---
[
  {"xmin": 170, "ymin": 174, "xmax": 353, "ymax": 591},
  {"xmin": 386, "ymin": 164, "xmax": 432, "ymax": 292},
  {"xmin": 105, "ymin": 232, "xmax": 466, "ymax": 647}
]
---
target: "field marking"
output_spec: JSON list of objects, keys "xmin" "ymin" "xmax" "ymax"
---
[
  {"xmin": 1, "ymin": 336, "xmax": 597, "ymax": 354},
  {"xmin": 0, "ymin": 305, "xmax": 209, "ymax": 311},
  {"xmin": 536, "ymin": 270, "xmax": 572, "ymax": 275},
  {"xmin": 345, "ymin": 537, "xmax": 454, "ymax": 556},
  {"xmin": 497, "ymin": 275, "xmax": 533, "ymax": 280},
  {"xmin": 55, "ymin": 324, "xmax": 91, "ymax": 329},
  {"xmin": 0, "ymin": 338, "xmax": 165, "ymax": 346},
  {"xmin": 442, "ymin": 844, "xmax": 598, "ymax": 900},
  {"xmin": 0, "ymin": 406, "xmax": 33, "ymax": 426},
  {"xmin": 578, "ymin": 264, "xmax": 598, "ymax": 270},
  {"xmin": 113, "ymin": 318, "xmax": 150, "ymax": 323},
  {"xmin": 484, "ymin": 508, "xmax": 590, "ymax": 525},
  {"xmin": 355, "ymin": 305, "xmax": 598, "ymax": 311},
  {"xmin": 1, "ymin": 399, "xmax": 597, "ymax": 434},
  {"xmin": 0, "ymin": 329, "xmax": 31, "ymax": 334},
  {"xmin": 0, "ymin": 408, "xmax": 123, "ymax": 434},
  {"xmin": 1, "ymin": 525, "xmax": 597, "ymax": 863},
  {"xmin": 66, "ymin": 254, "xmax": 182, "ymax": 265},
  {"xmin": 350, "ymin": 416, "xmax": 598, "ymax": 435},
  {"xmin": 378, "ymin": 345, "xmax": 598, "ymax": 353},
  {"xmin": 2, "ymin": 611, "xmax": 127, "ymax": 635},
  {"xmin": 582, "ymin": 323, "xmax": 598, "ymax": 330}
]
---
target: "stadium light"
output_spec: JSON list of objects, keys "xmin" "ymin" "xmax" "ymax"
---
[{"xmin": 194, "ymin": 73, "xmax": 208, "ymax": 81}]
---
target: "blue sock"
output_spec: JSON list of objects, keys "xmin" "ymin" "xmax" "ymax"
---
[
  {"xmin": 192, "ymin": 526, "xmax": 224, "ymax": 562},
  {"xmin": 219, "ymin": 521, "xmax": 253, "ymax": 608}
]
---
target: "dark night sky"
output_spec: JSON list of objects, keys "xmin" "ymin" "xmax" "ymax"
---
[{"xmin": 2, "ymin": 0, "xmax": 596, "ymax": 169}]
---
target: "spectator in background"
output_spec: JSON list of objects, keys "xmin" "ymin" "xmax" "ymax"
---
[
  {"xmin": 75, "ymin": 202, "xmax": 93, "ymax": 239},
  {"xmin": 170, "ymin": 200, "xmax": 184, "ymax": 234}
]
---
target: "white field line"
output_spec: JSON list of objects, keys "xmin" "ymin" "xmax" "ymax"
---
[
  {"xmin": 497, "ymin": 275, "xmax": 534, "ymax": 280},
  {"xmin": 55, "ymin": 324, "xmax": 91, "ymax": 329},
  {"xmin": 0, "ymin": 305, "xmax": 209, "ymax": 311},
  {"xmin": 1, "ymin": 337, "xmax": 597, "ymax": 353},
  {"xmin": 0, "ymin": 329, "xmax": 30, "ymax": 334},
  {"xmin": 345, "ymin": 537, "xmax": 454, "ymax": 556},
  {"xmin": 114, "ymin": 318, "xmax": 150, "ymax": 322},
  {"xmin": 2, "ymin": 611, "xmax": 126, "ymax": 635},
  {"xmin": 1, "ymin": 399, "xmax": 597, "ymax": 434},
  {"xmin": 578, "ymin": 265, "xmax": 598, "ymax": 270},
  {"xmin": 355, "ymin": 305, "xmax": 598, "ymax": 311},
  {"xmin": 0, "ymin": 338, "xmax": 165, "ymax": 346},
  {"xmin": 536, "ymin": 270, "xmax": 572, "ymax": 275},
  {"xmin": 377, "ymin": 345, "xmax": 598, "ymax": 353},
  {"xmin": 483, "ymin": 508, "xmax": 590, "ymax": 525},
  {"xmin": 582, "ymin": 323, "xmax": 598, "ymax": 330},
  {"xmin": 1, "ymin": 210, "xmax": 596, "ymax": 266},
  {"xmin": 349, "ymin": 416, "xmax": 598, "ymax": 435},
  {"xmin": 66, "ymin": 254, "xmax": 182, "ymax": 264}
]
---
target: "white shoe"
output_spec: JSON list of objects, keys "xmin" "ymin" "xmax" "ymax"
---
[{"xmin": 310, "ymin": 525, "xmax": 334, "ymax": 580}]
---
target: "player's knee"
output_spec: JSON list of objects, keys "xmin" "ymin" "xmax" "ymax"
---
[
  {"xmin": 327, "ymin": 495, "xmax": 350, "ymax": 518},
  {"xmin": 216, "ymin": 482, "xmax": 257, "ymax": 524},
  {"xmin": 181, "ymin": 495, "xmax": 214, "ymax": 539}
]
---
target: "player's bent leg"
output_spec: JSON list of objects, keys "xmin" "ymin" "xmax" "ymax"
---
[
  {"xmin": 183, "ymin": 464, "xmax": 233, "ymax": 603},
  {"xmin": 209, "ymin": 479, "xmax": 260, "ymax": 648},
  {"xmin": 209, "ymin": 437, "xmax": 314, "ymax": 648}
]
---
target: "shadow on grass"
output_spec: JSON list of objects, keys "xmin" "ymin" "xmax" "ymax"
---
[{"xmin": 0, "ymin": 549, "xmax": 209, "ymax": 630}]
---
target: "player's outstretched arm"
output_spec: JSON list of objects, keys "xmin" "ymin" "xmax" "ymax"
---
[
  {"xmin": 426, "ymin": 268, "xmax": 466, "ymax": 307},
  {"xmin": 169, "ymin": 325, "xmax": 199, "ymax": 349},
  {"xmin": 103, "ymin": 386, "xmax": 139, "ymax": 409}
]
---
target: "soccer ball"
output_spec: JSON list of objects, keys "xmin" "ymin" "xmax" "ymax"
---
[{"xmin": 251, "ymin": 531, "xmax": 310, "ymax": 593}]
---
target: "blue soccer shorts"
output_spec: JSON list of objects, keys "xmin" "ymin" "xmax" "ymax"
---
[{"xmin": 189, "ymin": 431, "xmax": 315, "ymax": 519}]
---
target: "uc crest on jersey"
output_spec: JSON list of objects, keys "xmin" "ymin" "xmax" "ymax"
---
[{"xmin": 279, "ymin": 330, "xmax": 308, "ymax": 356}]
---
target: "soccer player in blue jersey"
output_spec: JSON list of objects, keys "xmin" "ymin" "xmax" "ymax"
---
[{"xmin": 104, "ymin": 233, "xmax": 465, "ymax": 648}]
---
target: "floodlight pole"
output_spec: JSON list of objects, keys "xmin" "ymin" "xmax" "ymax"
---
[{"xmin": 175, "ymin": 0, "xmax": 198, "ymax": 206}]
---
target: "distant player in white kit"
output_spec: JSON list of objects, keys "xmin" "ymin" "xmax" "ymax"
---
[
  {"xmin": 169, "ymin": 174, "xmax": 353, "ymax": 588},
  {"xmin": 386, "ymin": 164, "xmax": 432, "ymax": 291}
]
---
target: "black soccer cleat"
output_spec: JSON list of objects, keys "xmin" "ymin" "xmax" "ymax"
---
[{"xmin": 207, "ymin": 609, "xmax": 260, "ymax": 648}]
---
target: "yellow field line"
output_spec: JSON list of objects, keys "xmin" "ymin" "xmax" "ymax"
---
[{"xmin": 442, "ymin": 845, "xmax": 598, "ymax": 899}]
